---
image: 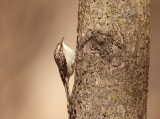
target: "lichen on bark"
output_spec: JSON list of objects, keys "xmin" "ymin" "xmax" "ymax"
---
[{"xmin": 68, "ymin": 0, "xmax": 150, "ymax": 119}]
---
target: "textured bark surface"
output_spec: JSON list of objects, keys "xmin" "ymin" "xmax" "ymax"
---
[{"xmin": 69, "ymin": 0, "xmax": 150, "ymax": 119}]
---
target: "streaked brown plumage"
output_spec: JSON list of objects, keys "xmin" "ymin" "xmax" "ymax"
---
[{"xmin": 54, "ymin": 37, "xmax": 75, "ymax": 102}]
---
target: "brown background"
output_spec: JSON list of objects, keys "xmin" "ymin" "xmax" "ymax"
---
[{"xmin": 0, "ymin": 0, "xmax": 159, "ymax": 119}]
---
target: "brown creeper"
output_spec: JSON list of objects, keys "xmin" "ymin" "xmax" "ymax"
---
[{"xmin": 54, "ymin": 37, "xmax": 75, "ymax": 101}]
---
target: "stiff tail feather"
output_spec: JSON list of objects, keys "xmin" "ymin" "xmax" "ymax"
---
[{"xmin": 64, "ymin": 77, "xmax": 70, "ymax": 104}]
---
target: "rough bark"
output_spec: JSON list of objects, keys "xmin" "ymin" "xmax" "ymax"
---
[{"xmin": 68, "ymin": 0, "xmax": 150, "ymax": 119}]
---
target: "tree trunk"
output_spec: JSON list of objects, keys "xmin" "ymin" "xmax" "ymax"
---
[{"xmin": 68, "ymin": 0, "xmax": 150, "ymax": 119}]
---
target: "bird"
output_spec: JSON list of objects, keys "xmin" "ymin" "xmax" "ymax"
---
[{"xmin": 54, "ymin": 37, "xmax": 75, "ymax": 102}]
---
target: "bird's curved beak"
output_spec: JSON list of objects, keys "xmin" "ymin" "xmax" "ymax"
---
[
  {"xmin": 60, "ymin": 37, "xmax": 64, "ymax": 47},
  {"xmin": 61, "ymin": 37, "xmax": 64, "ymax": 44}
]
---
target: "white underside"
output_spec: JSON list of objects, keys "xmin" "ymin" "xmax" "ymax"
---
[{"xmin": 62, "ymin": 42, "xmax": 75, "ymax": 76}]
